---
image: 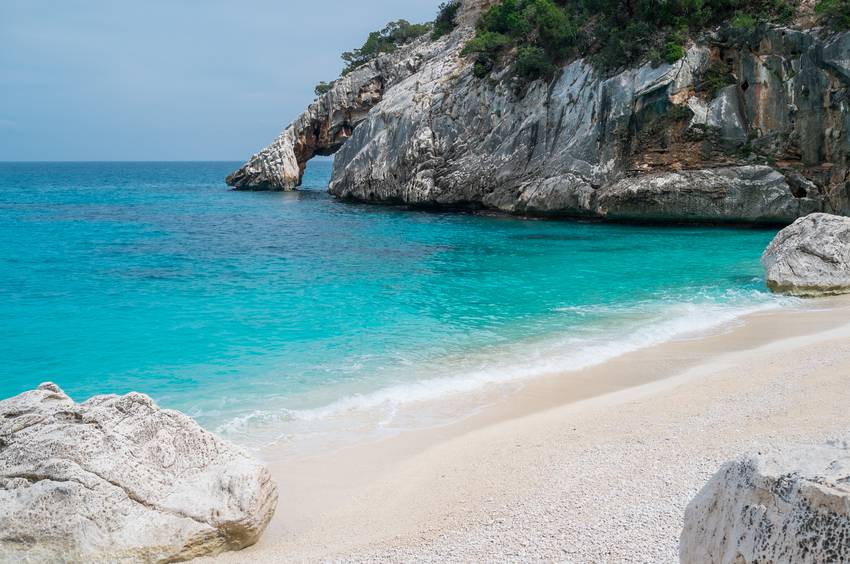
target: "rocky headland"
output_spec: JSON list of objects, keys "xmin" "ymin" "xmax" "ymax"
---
[
  {"xmin": 228, "ymin": 0, "xmax": 850, "ymax": 224},
  {"xmin": 0, "ymin": 383, "xmax": 277, "ymax": 563}
]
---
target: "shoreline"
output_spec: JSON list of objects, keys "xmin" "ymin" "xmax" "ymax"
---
[
  {"xmin": 206, "ymin": 296, "xmax": 850, "ymax": 562},
  {"xmin": 217, "ymin": 290, "xmax": 795, "ymax": 457},
  {"xmin": 322, "ymin": 192, "xmax": 798, "ymax": 228}
]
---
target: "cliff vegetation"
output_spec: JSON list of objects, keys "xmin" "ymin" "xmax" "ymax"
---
[
  {"xmin": 314, "ymin": 3, "xmax": 461, "ymax": 97},
  {"xmin": 462, "ymin": 0, "xmax": 809, "ymax": 80},
  {"xmin": 317, "ymin": 0, "xmax": 848, "ymax": 94}
]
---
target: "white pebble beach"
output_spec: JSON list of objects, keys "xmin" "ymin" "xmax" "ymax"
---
[{"xmin": 205, "ymin": 296, "xmax": 850, "ymax": 562}]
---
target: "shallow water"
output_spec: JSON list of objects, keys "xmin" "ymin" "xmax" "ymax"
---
[{"xmin": 0, "ymin": 161, "xmax": 791, "ymax": 447}]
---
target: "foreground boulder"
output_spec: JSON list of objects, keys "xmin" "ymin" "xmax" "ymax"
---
[
  {"xmin": 762, "ymin": 213, "xmax": 850, "ymax": 296},
  {"xmin": 0, "ymin": 383, "xmax": 278, "ymax": 563},
  {"xmin": 680, "ymin": 441, "xmax": 850, "ymax": 563}
]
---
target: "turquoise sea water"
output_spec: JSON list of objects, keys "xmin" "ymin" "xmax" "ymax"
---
[{"xmin": 1, "ymin": 161, "xmax": 790, "ymax": 446}]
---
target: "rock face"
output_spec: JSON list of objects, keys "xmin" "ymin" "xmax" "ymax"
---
[
  {"xmin": 228, "ymin": 0, "xmax": 850, "ymax": 224},
  {"xmin": 224, "ymin": 26, "xmax": 451, "ymax": 191},
  {"xmin": 597, "ymin": 166, "xmax": 822, "ymax": 223},
  {"xmin": 680, "ymin": 441, "xmax": 850, "ymax": 563},
  {"xmin": 225, "ymin": 64, "xmax": 389, "ymax": 190},
  {"xmin": 762, "ymin": 212, "xmax": 850, "ymax": 295},
  {"xmin": 0, "ymin": 383, "xmax": 278, "ymax": 563}
]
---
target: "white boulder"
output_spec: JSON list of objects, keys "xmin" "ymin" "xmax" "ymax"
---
[
  {"xmin": 680, "ymin": 440, "xmax": 850, "ymax": 563},
  {"xmin": 762, "ymin": 212, "xmax": 850, "ymax": 296},
  {"xmin": 0, "ymin": 383, "xmax": 278, "ymax": 563}
]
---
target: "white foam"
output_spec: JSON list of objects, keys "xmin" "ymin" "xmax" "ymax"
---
[
  {"xmin": 215, "ymin": 289, "xmax": 800, "ymax": 442},
  {"xmin": 214, "ymin": 408, "xmax": 295, "ymax": 436}
]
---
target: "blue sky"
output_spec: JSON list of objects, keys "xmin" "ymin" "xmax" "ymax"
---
[{"xmin": 0, "ymin": 0, "xmax": 441, "ymax": 161}]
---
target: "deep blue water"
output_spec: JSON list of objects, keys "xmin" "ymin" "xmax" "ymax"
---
[{"xmin": 0, "ymin": 161, "xmax": 788, "ymax": 445}]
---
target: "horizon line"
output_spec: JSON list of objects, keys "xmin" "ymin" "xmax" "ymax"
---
[
  {"xmin": 0, "ymin": 160, "xmax": 243, "ymax": 163},
  {"xmin": 0, "ymin": 158, "xmax": 335, "ymax": 164}
]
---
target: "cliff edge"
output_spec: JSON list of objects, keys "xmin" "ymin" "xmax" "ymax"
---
[{"xmin": 228, "ymin": 0, "xmax": 850, "ymax": 224}]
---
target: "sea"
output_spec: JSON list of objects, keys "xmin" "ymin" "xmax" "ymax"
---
[{"xmin": 0, "ymin": 160, "xmax": 797, "ymax": 451}]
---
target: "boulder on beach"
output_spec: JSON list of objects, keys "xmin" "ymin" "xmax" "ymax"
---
[
  {"xmin": 0, "ymin": 382, "xmax": 278, "ymax": 563},
  {"xmin": 680, "ymin": 440, "xmax": 850, "ymax": 563},
  {"xmin": 762, "ymin": 212, "xmax": 850, "ymax": 296}
]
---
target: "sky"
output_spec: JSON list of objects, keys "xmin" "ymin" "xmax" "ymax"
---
[{"xmin": 0, "ymin": 0, "xmax": 441, "ymax": 161}]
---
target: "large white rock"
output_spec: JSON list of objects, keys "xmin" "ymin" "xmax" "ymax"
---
[
  {"xmin": 0, "ymin": 383, "xmax": 278, "ymax": 563},
  {"xmin": 680, "ymin": 441, "xmax": 850, "ymax": 563},
  {"xmin": 762, "ymin": 212, "xmax": 850, "ymax": 296}
]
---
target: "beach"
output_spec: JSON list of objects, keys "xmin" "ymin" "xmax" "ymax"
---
[
  {"xmin": 5, "ymin": 0, "xmax": 850, "ymax": 560},
  {"xmin": 205, "ymin": 296, "xmax": 850, "ymax": 562}
]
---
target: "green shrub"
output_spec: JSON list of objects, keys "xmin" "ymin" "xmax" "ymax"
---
[
  {"xmin": 730, "ymin": 12, "xmax": 757, "ymax": 30},
  {"xmin": 771, "ymin": 0, "xmax": 797, "ymax": 22},
  {"xmin": 664, "ymin": 42, "xmax": 686, "ymax": 64},
  {"xmin": 473, "ymin": 60, "xmax": 492, "ymax": 78},
  {"xmin": 341, "ymin": 20, "xmax": 430, "ymax": 74},
  {"xmin": 479, "ymin": 0, "xmax": 532, "ymax": 36},
  {"xmin": 432, "ymin": 1, "xmax": 461, "ymax": 39},
  {"xmin": 516, "ymin": 45, "xmax": 556, "ymax": 80},
  {"xmin": 394, "ymin": 21, "xmax": 431, "ymax": 42},
  {"xmin": 463, "ymin": 0, "xmax": 800, "ymax": 79},
  {"xmin": 462, "ymin": 30, "xmax": 512, "ymax": 55},
  {"xmin": 816, "ymin": 0, "xmax": 850, "ymax": 29},
  {"xmin": 592, "ymin": 20, "xmax": 654, "ymax": 70},
  {"xmin": 314, "ymin": 81, "xmax": 332, "ymax": 97},
  {"xmin": 462, "ymin": 0, "xmax": 579, "ymax": 83},
  {"xmin": 527, "ymin": 0, "xmax": 579, "ymax": 60},
  {"xmin": 462, "ymin": 30, "xmax": 513, "ymax": 77}
]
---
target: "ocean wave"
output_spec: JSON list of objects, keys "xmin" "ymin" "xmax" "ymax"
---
[
  {"xmin": 214, "ymin": 408, "xmax": 296, "ymax": 436},
  {"xmin": 215, "ymin": 289, "xmax": 799, "ymax": 440}
]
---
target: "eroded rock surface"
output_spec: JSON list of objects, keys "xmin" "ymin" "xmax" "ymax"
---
[
  {"xmin": 762, "ymin": 212, "xmax": 850, "ymax": 295},
  {"xmin": 597, "ymin": 166, "xmax": 822, "ymax": 223},
  {"xmin": 225, "ymin": 64, "xmax": 388, "ymax": 190},
  {"xmin": 224, "ymin": 17, "xmax": 456, "ymax": 191},
  {"xmin": 228, "ymin": 1, "xmax": 850, "ymax": 224},
  {"xmin": 0, "ymin": 383, "xmax": 278, "ymax": 563},
  {"xmin": 680, "ymin": 440, "xmax": 850, "ymax": 563}
]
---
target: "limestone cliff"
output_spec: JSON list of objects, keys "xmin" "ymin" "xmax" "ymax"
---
[{"xmin": 228, "ymin": 0, "xmax": 850, "ymax": 224}]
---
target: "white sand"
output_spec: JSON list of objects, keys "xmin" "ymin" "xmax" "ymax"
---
[{"xmin": 205, "ymin": 297, "xmax": 850, "ymax": 562}]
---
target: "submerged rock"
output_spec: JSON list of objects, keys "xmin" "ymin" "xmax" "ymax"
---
[
  {"xmin": 0, "ymin": 383, "xmax": 277, "ymax": 563},
  {"xmin": 762, "ymin": 212, "xmax": 850, "ymax": 295},
  {"xmin": 680, "ymin": 440, "xmax": 850, "ymax": 563}
]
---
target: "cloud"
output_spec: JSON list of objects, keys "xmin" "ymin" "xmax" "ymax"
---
[{"xmin": 0, "ymin": 118, "xmax": 17, "ymax": 129}]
